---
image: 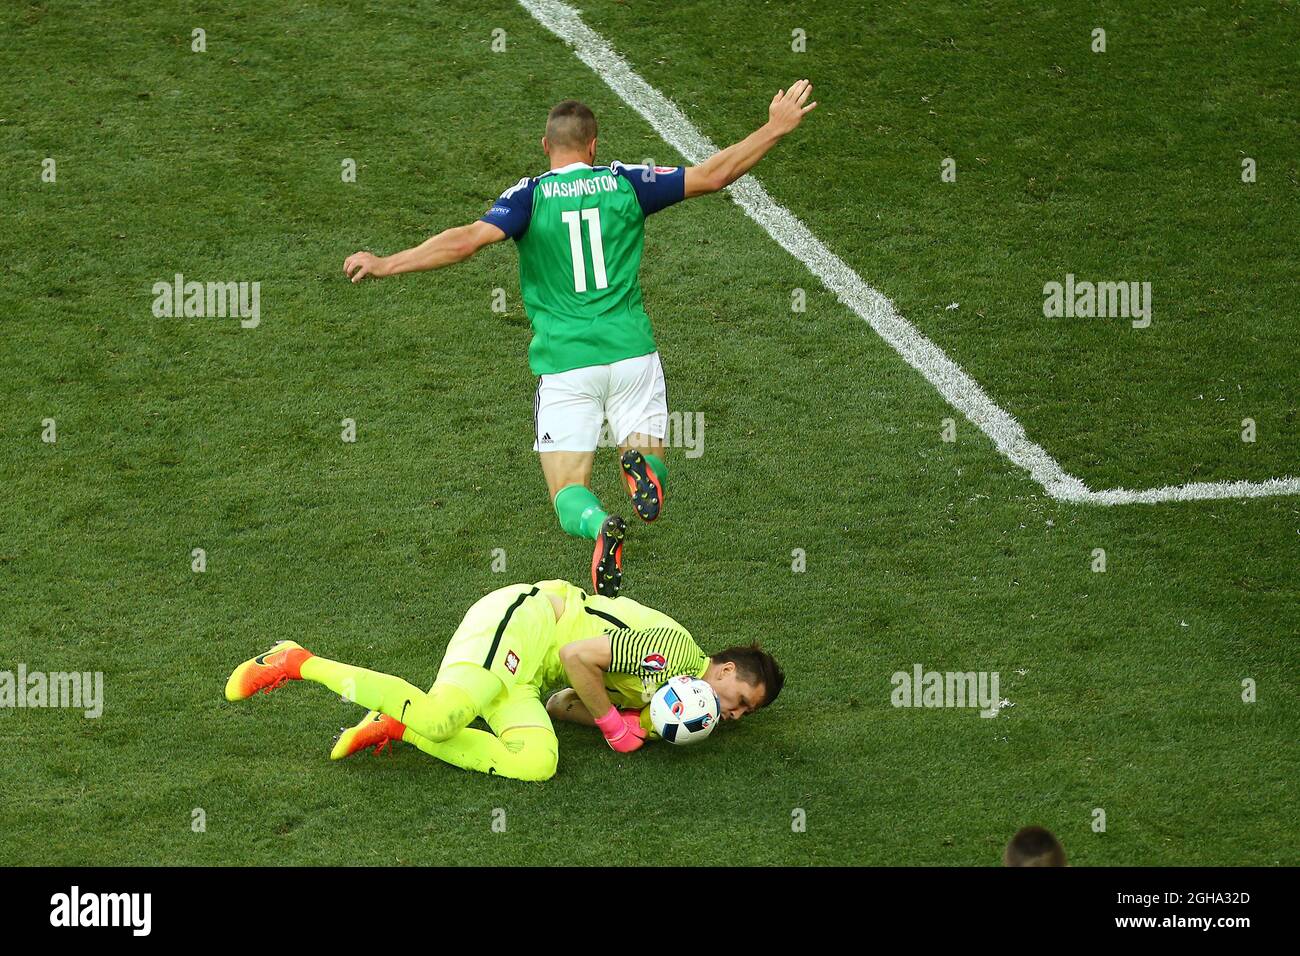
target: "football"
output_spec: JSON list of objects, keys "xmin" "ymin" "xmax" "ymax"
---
[{"xmin": 649, "ymin": 675, "xmax": 720, "ymax": 745}]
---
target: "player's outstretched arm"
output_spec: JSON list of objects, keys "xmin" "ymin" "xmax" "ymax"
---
[
  {"xmin": 343, "ymin": 220, "xmax": 507, "ymax": 283},
  {"xmin": 683, "ymin": 79, "xmax": 817, "ymax": 198}
]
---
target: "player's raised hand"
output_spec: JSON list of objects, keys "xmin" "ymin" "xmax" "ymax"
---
[
  {"xmin": 595, "ymin": 705, "xmax": 647, "ymax": 753},
  {"xmin": 343, "ymin": 251, "xmax": 385, "ymax": 283},
  {"xmin": 768, "ymin": 79, "xmax": 817, "ymax": 136}
]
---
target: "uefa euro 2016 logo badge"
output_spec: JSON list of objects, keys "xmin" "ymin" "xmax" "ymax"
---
[{"xmin": 641, "ymin": 653, "xmax": 667, "ymax": 672}]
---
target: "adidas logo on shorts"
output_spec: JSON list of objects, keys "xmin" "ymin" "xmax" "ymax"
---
[{"xmin": 540, "ymin": 432, "xmax": 553, "ymax": 443}]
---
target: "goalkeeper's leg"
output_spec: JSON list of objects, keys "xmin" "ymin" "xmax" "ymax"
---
[
  {"xmin": 327, "ymin": 583, "xmax": 559, "ymax": 777},
  {"xmin": 399, "ymin": 682, "xmax": 558, "ymax": 781},
  {"xmin": 300, "ymin": 657, "xmax": 501, "ymax": 744}
]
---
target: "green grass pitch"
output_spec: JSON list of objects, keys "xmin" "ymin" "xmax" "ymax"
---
[{"xmin": 1, "ymin": 0, "xmax": 1296, "ymax": 865}]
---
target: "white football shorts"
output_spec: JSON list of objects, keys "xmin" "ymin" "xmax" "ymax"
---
[{"xmin": 533, "ymin": 351, "xmax": 668, "ymax": 453}]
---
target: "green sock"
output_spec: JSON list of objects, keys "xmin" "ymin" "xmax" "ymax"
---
[
  {"xmin": 553, "ymin": 484, "xmax": 608, "ymax": 540},
  {"xmin": 644, "ymin": 453, "xmax": 668, "ymax": 494}
]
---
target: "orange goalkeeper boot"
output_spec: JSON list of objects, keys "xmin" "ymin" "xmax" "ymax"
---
[
  {"xmin": 331, "ymin": 710, "xmax": 406, "ymax": 760},
  {"xmin": 224, "ymin": 640, "xmax": 313, "ymax": 702}
]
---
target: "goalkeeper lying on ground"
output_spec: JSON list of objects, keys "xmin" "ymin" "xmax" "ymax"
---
[{"xmin": 224, "ymin": 580, "xmax": 783, "ymax": 781}]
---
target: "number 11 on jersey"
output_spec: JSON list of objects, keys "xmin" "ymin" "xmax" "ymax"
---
[{"xmin": 560, "ymin": 208, "xmax": 608, "ymax": 293}]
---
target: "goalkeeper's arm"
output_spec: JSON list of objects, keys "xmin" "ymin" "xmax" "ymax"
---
[
  {"xmin": 548, "ymin": 688, "xmax": 657, "ymax": 738},
  {"xmin": 683, "ymin": 79, "xmax": 817, "ymax": 198},
  {"xmin": 557, "ymin": 637, "xmax": 619, "ymax": 724},
  {"xmin": 558, "ymin": 637, "xmax": 647, "ymax": 752}
]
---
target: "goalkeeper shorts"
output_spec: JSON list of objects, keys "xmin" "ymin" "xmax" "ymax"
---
[{"xmin": 437, "ymin": 583, "xmax": 556, "ymax": 690}]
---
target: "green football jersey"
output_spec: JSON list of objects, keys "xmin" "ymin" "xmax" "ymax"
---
[{"xmin": 481, "ymin": 161, "xmax": 687, "ymax": 375}]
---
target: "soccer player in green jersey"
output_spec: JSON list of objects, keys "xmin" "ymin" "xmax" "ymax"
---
[
  {"xmin": 344, "ymin": 82, "xmax": 818, "ymax": 597},
  {"xmin": 224, "ymin": 579, "xmax": 784, "ymax": 781}
]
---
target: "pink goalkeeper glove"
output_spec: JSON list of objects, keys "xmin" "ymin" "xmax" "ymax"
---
[{"xmin": 595, "ymin": 706, "xmax": 646, "ymax": 753}]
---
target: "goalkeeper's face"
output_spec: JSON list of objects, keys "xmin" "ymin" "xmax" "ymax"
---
[{"xmin": 706, "ymin": 663, "xmax": 765, "ymax": 722}]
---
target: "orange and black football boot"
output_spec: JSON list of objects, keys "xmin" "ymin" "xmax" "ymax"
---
[
  {"xmin": 224, "ymin": 640, "xmax": 313, "ymax": 702},
  {"xmin": 592, "ymin": 515, "xmax": 626, "ymax": 598},
  {"xmin": 331, "ymin": 709, "xmax": 406, "ymax": 760},
  {"xmin": 620, "ymin": 449, "xmax": 663, "ymax": 522}
]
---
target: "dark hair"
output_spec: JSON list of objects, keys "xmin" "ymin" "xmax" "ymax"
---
[
  {"xmin": 710, "ymin": 643, "xmax": 784, "ymax": 708},
  {"xmin": 546, "ymin": 100, "xmax": 598, "ymax": 150},
  {"xmin": 1003, "ymin": 826, "xmax": 1067, "ymax": 867}
]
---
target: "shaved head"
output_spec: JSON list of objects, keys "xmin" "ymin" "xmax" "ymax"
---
[{"xmin": 545, "ymin": 100, "xmax": 598, "ymax": 151}]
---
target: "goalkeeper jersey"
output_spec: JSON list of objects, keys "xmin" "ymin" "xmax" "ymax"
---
[
  {"xmin": 534, "ymin": 579, "xmax": 709, "ymax": 710},
  {"xmin": 480, "ymin": 161, "xmax": 686, "ymax": 375}
]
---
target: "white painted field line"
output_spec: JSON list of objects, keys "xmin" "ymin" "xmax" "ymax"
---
[
  {"xmin": 1084, "ymin": 476, "xmax": 1300, "ymax": 505},
  {"xmin": 517, "ymin": 0, "xmax": 1299, "ymax": 506}
]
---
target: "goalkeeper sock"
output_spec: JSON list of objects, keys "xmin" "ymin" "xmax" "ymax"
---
[
  {"xmin": 553, "ymin": 484, "xmax": 608, "ymax": 540},
  {"xmin": 401, "ymin": 725, "xmax": 558, "ymax": 782},
  {"xmin": 299, "ymin": 657, "xmax": 501, "ymax": 742}
]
